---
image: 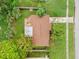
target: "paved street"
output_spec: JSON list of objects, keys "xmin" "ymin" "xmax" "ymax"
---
[{"xmin": 75, "ymin": 0, "xmax": 79, "ymax": 59}]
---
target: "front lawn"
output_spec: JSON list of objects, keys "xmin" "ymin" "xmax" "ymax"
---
[{"xmin": 49, "ymin": 23, "xmax": 74, "ymax": 59}]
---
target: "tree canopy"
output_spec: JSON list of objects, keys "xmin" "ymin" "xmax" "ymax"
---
[{"xmin": 0, "ymin": 0, "xmax": 19, "ymax": 40}]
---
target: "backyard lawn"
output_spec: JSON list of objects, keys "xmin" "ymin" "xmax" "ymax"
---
[{"xmin": 18, "ymin": 0, "xmax": 74, "ymax": 16}]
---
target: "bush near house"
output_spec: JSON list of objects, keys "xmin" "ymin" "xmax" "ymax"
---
[
  {"xmin": 0, "ymin": 36, "xmax": 32, "ymax": 59},
  {"xmin": 0, "ymin": 40, "xmax": 20, "ymax": 59},
  {"xmin": 14, "ymin": 35, "xmax": 32, "ymax": 59}
]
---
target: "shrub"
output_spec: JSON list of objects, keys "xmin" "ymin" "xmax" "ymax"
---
[
  {"xmin": 0, "ymin": 35, "xmax": 32, "ymax": 59},
  {"xmin": 0, "ymin": 40, "xmax": 20, "ymax": 59},
  {"xmin": 14, "ymin": 35, "xmax": 32, "ymax": 59},
  {"xmin": 36, "ymin": 8, "xmax": 46, "ymax": 17}
]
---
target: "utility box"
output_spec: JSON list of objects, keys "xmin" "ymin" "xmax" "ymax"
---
[{"xmin": 25, "ymin": 15, "xmax": 51, "ymax": 46}]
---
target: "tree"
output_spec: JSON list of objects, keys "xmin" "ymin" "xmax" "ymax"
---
[{"xmin": 0, "ymin": 0, "xmax": 20, "ymax": 39}]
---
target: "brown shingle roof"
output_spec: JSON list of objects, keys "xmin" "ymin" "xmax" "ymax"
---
[{"xmin": 26, "ymin": 15, "xmax": 51, "ymax": 46}]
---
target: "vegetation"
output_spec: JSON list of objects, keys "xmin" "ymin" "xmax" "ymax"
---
[
  {"xmin": 14, "ymin": 35, "xmax": 32, "ymax": 59},
  {"xmin": 19, "ymin": 24, "xmax": 74, "ymax": 59},
  {"xmin": 0, "ymin": 0, "xmax": 31, "ymax": 56},
  {"xmin": 0, "ymin": 40, "xmax": 20, "ymax": 59},
  {"xmin": 0, "ymin": 36, "xmax": 31, "ymax": 59},
  {"xmin": 18, "ymin": 0, "xmax": 74, "ymax": 16},
  {"xmin": 36, "ymin": 8, "xmax": 46, "ymax": 17},
  {"xmin": 49, "ymin": 24, "xmax": 74, "ymax": 59},
  {"xmin": 0, "ymin": 0, "xmax": 74, "ymax": 59},
  {"xmin": 0, "ymin": 0, "xmax": 20, "ymax": 40}
]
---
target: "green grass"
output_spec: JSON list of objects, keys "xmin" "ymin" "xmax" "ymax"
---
[
  {"xmin": 49, "ymin": 24, "xmax": 66, "ymax": 59},
  {"xmin": 0, "ymin": 0, "xmax": 75, "ymax": 59},
  {"xmin": 15, "ymin": 10, "xmax": 31, "ymax": 38},
  {"xmin": 49, "ymin": 23, "xmax": 74, "ymax": 59},
  {"xmin": 0, "ymin": 7, "xmax": 75, "ymax": 59},
  {"xmin": 69, "ymin": 24, "xmax": 75, "ymax": 59},
  {"xmin": 15, "ymin": 15, "xmax": 75, "ymax": 59},
  {"xmin": 18, "ymin": 0, "xmax": 74, "ymax": 17},
  {"xmin": 0, "ymin": 13, "xmax": 75, "ymax": 59},
  {"xmin": 14, "ymin": 10, "xmax": 75, "ymax": 59}
]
